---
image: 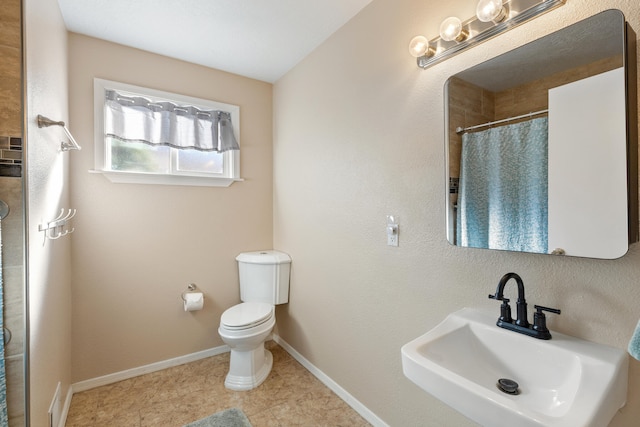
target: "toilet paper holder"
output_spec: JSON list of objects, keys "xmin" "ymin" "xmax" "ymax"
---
[{"xmin": 181, "ymin": 283, "xmax": 200, "ymax": 301}]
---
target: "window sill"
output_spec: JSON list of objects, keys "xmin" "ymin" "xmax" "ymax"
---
[{"xmin": 89, "ymin": 170, "xmax": 243, "ymax": 187}]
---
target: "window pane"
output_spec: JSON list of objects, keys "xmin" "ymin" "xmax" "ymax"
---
[
  {"xmin": 177, "ymin": 149, "xmax": 224, "ymax": 174},
  {"xmin": 109, "ymin": 137, "xmax": 170, "ymax": 173}
]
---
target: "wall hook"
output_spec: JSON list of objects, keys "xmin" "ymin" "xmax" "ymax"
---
[{"xmin": 38, "ymin": 208, "xmax": 76, "ymax": 243}]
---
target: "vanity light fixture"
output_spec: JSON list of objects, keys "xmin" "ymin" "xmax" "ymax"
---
[{"xmin": 410, "ymin": 0, "xmax": 566, "ymax": 69}]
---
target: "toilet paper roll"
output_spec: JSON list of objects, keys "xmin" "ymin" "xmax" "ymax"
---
[{"xmin": 183, "ymin": 292, "xmax": 204, "ymax": 312}]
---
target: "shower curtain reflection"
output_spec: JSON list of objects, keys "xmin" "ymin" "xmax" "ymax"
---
[{"xmin": 456, "ymin": 117, "xmax": 549, "ymax": 252}]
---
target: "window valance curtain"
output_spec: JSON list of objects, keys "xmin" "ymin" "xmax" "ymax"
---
[{"xmin": 104, "ymin": 90, "xmax": 239, "ymax": 152}]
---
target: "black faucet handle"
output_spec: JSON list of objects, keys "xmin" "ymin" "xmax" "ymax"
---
[
  {"xmin": 534, "ymin": 305, "xmax": 561, "ymax": 315},
  {"xmin": 488, "ymin": 294, "xmax": 507, "ymax": 301}
]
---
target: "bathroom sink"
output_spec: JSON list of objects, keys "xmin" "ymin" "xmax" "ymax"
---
[{"xmin": 401, "ymin": 308, "xmax": 628, "ymax": 427}]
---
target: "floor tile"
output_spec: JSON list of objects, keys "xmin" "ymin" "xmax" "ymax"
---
[{"xmin": 65, "ymin": 343, "xmax": 371, "ymax": 426}]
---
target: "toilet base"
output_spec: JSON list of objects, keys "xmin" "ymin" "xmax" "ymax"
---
[{"xmin": 224, "ymin": 345, "xmax": 273, "ymax": 391}]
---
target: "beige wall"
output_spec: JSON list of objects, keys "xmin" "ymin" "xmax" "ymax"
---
[
  {"xmin": 25, "ymin": 0, "xmax": 73, "ymax": 425},
  {"xmin": 273, "ymin": 0, "xmax": 640, "ymax": 426},
  {"xmin": 68, "ymin": 34, "xmax": 273, "ymax": 382}
]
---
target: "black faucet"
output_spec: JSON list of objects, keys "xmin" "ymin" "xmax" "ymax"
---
[{"xmin": 488, "ymin": 273, "xmax": 560, "ymax": 340}]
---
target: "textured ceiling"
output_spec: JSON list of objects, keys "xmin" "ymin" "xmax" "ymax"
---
[{"xmin": 57, "ymin": 0, "xmax": 373, "ymax": 83}]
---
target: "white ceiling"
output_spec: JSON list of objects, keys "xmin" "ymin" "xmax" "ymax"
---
[{"xmin": 57, "ymin": 0, "xmax": 373, "ymax": 83}]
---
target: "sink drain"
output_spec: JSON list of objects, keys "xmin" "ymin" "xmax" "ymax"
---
[{"xmin": 497, "ymin": 378, "xmax": 519, "ymax": 395}]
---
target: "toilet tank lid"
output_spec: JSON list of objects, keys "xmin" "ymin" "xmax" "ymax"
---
[{"xmin": 236, "ymin": 250, "xmax": 291, "ymax": 264}]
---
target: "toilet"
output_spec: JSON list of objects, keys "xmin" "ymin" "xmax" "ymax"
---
[{"xmin": 218, "ymin": 250, "xmax": 291, "ymax": 391}]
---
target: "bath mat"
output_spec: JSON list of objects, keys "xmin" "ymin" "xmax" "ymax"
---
[{"xmin": 183, "ymin": 408, "xmax": 252, "ymax": 427}]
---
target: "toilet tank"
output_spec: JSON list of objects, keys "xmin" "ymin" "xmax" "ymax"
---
[{"xmin": 236, "ymin": 250, "xmax": 291, "ymax": 305}]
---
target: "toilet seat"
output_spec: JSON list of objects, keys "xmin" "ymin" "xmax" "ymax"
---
[{"xmin": 221, "ymin": 302, "xmax": 274, "ymax": 331}]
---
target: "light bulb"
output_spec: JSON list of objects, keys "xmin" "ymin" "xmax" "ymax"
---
[
  {"xmin": 476, "ymin": 0, "xmax": 507, "ymax": 23},
  {"xmin": 439, "ymin": 17, "xmax": 466, "ymax": 42},
  {"xmin": 409, "ymin": 35, "xmax": 432, "ymax": 57}
]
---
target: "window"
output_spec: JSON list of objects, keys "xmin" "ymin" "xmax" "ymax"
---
[{"xmin": 92, "ymin": 78, "xmax": 242, "ymax": 187}]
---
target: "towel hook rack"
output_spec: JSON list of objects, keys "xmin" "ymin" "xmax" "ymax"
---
[
  {"xmin": 37, "ymin": 114, "xmax": 82, "ymax": 151},
  {"xmin": 38, "ymin": 208, "xmax": 76, "ymax": 243}
]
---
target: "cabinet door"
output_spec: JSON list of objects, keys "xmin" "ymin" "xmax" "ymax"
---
[{"xmin": 548, "ymin": 68, "xmax": 628, "ymax": 259}]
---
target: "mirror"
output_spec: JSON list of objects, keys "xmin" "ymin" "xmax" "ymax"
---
[{"xmin": 445, "ymin": 9, "xmax": 638, "ymax": 259}]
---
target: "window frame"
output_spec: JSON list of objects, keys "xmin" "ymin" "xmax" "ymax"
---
[{"xmin": 92, "ymin": 78, "xmax": 242, "ymax": 187}]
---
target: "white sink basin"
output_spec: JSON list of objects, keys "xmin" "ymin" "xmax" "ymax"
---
[{"xmin": 401, "ymin": 308, "xmax": 628, "ymax": 427}]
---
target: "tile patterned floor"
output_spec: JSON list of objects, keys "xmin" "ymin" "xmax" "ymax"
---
[{"xmin": 65, "ymin": 342, "xmax": 371, "ymax": 426}]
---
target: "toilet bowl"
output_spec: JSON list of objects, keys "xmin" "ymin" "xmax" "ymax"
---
[
  {"xmin": 218, "ymin": 302, "xmax": 277, "ymax": 390},
  {"xmin": 218, "ymin": 250, "xmax": 291, "ymax": 391}
]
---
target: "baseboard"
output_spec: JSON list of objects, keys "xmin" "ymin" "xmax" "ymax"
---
[
  {"xmin": 272, "ymin": 334, "xmax": 389, "ymax": 427},
  {"xmin": 71, "ymin": 345, "xmax": 230, "ymax": 393},
  {"xmin": 57, "ymin": 386, "xmax": 73, "ymax": 427}
]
